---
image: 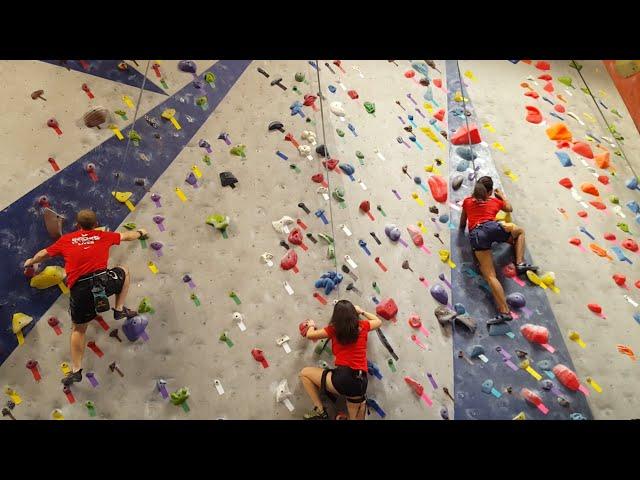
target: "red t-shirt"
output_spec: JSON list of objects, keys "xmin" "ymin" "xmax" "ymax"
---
[
  {"xmin": 46, "ymin": 230, "xmax": 121, "ymax": 288},
  {"xmin": 462, "ymin": 196, "xmax": 505, "ymax": 231},
  {"xmin": 324, "ymin": 320, "xmax": 370, "ymax": 371}
]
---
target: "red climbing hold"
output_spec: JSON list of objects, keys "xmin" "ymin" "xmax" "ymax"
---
[
  {"xmin": 587, "ymin": 303, "xmax": 603, "ymax": 314},
  {"xmin": 434, "ymin": 109, "xmax": 445, "ymax": 121},
  {"xmin": 553, "ymin": 364, "xmax": 580, "ymax": 391},
  {"xmin": 554, "ymin": 104, "xmax": 566, "ymax": 113},
  {"xmin": 404, "ymin": 70, "xmax": 416, "ymax": 78},
  {"xmin": 451, "ymin": 124, "xmax": 481, "ymax": 145},
  {"xmin": 622, "ymin": 239, "xmax": 639, "ymax": 252},
  {"xmin": 524, "ymin": 91, "xmax": 540, "ymax": 99},
  {"xmin": 347, "ymin": 90, "xmax": 359, "ymax": 100},
  {"xmin": 572, "ymin": 141, "xmax": 594, "ymax": 159},
  {"xmin": 558, "ymin": 177, "xmax": 573, "ymax": 189},
  {"xmin": 311, "ymin": 173, "xmax": 324, "ymax": 184},
  {"xmin": 569, "ymin": 237, "xmax": 582, "ymax": 246},
  {"xmin": 359, "ymin": 200, "xmax": 371, "ymax": 213},
  {"xmin": 577, "ymin": 211, "xmax": 587, "ymax": 218},
  {"xmin": 538, "ymin": 74, "xmax": 552, "ymax": 81},
  {"xmin": 521, "ymin": 324, "xmax": 550, "ymax": 345},
  {"xmin": 556, "ymin": 140, "xmax": 571, "ymax": 149},
  {"xmin": 598, "ymin": 175, "xmax": 610, "ymax": 185},
  {"xmin": 280, "ymin": 249, "xmax": 298, "ymax": 273},
  {"xmin": 543, "ymin": 82, "xmax": 554, "ymax": 93},
  {"xmin": 288, "ymin": 228, "xmax": 304, "ymax": 246},
  {"xmin": 604, "ymin": 233, "xmax": 616, "ymax": 241},
  {"xmin": 590, "ymin": 201, "xmax": 606, "ymax": 210},
  {"xmin": 535, "ymin": 61, "xmax": 551, "ymax": 71},
  {"xmin": 324, "ymin": 159, "xmax": 339, "ymax": 170},
  {"xmin": 613, "ymin": 274, "xmax": 627, "ymax": 287},
  {"xmin": 428, "ymin": 175, "xmax": 448, "ymax": 203},
  {"xmin": 525, "ymin": 105, "xmax": 543, "ymax": 124},
  {"xmin": 433, "ymin": 79, "xmax": 442, "ymax": 88},
  {"xmin": 636, "ymin": 280, "xmax": 640, "ymax": 289},
  {"xmin": 376, "ymin": 298, "xmax": 398, "ymax": 321}
]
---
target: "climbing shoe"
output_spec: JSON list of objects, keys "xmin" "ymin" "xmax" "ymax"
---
[
  {"xmin": 515, "ymin": 263, "xmax": 539, "ymax": 275},
  {"xmin": 113, "ymin": 306, "xmax": 138, "ymax": 320},
  {"xmin": 61, "ymin": 369, "xmax": 83, "ymax": 387},
  {"xmin": 303, "ymin": 407, "xmax": 329, "ymax": 420},
  {"xmin": 487, "ymin": 312, "xmax": 513, "ymax": 326}
]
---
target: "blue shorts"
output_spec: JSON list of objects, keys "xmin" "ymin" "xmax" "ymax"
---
[{"xmin": 469, "ymin": 221, "xmax": 511, "ymax": 251}]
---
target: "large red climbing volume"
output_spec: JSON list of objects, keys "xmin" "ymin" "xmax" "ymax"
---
[
  {"xmin": 428, "ymin": 175, "xmax": 448, "ymax": 203},
  {"xmin": 450, "ymin": 124, "xmax": 481, "ymax": 145}
]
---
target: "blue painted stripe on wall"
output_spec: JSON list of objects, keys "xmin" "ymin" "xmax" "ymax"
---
[
  {"xmin": 40, "ymin": 60, "xmax": 168, "ymax": 96},
  {"xmin": 444, "ymin": 60, "xmax": 592, "ymax": 420},
  {"xmin": 0, "ymin": 60, "xmax": 251, "ymax": 365}
]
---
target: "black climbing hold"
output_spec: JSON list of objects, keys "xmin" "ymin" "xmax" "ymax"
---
[
  {"xmin": 452, "ymin": 175, "xmax": 464, "ymax": 191},
  {"xmin": 270, "ymin": 77, "xmax": 287, "ymax": 90},
  {"xmin": 280, "ymin": 241, "xmax": 289, "ymax": 250},
  {"xmin": 268, "ymin": 121, "xmax": 285, "ymax": 133},
  {"xmin": 370, "ymin": 232, "xmax": 381, "ymax": 245},
  {"xmin": 298, "ymin": 202, "xmax": 310, "ymax": 214},
  {"xmin": 220, "ymin": 171, "xmax": 238, "ymax": 189},
  {"xmin": 257, "ymin": 67, "xmax": 270, "ymax": 78},
  {"xmin": 315, "ymin": 145, "xmax": 329, "ymax": 157},
  {"xmin": 429, "ymin": 206, "xmax": 439, "ymax": 214},
  {"xmin": 306, "ymin": 233, "xmax": 317, "ymax": 244}
]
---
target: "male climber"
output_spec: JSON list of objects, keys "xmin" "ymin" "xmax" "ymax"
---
[
  {"xmin": 459, "ymin": 176, "xmax": 538, "ymax": 325},
  {"xmin": 23, "ymin": 209, "xmax": 147, "ymax": 386}
]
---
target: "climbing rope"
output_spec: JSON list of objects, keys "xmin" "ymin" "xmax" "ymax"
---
[
  {"xmin": 314, "ymin": 59, "xmax": 342, "ymax": 292},
  {"xmin": 571, "ymin": 59, "xmax": 637, "ymax": 180},
  {"xmin": 113, "ymin": 60, "xmax": 152, "ymax": 193}
]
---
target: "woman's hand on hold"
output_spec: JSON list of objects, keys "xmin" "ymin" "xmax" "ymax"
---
[
  {"xmin": 355, "ymin": 305, "xmax": 364, "ymax": 315},
  {"xmin": 494, "ymin": 189, "xmax": 505, "ymax": 200}
]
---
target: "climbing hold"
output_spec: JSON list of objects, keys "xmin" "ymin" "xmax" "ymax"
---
[
  {"xmin": 535, "ymin": 61, "xmax": 551, "ymax": 71},
  {"xmin": 375, "ymin": 298, "xmax": 398, "ymax": 321},
  {"xmin": 580, "ymin": 183, "xmax": 600, "ymax": 197},
  {"xmin": 553, "ymin": 364, "xmax": 580, "ymax": 391},
  {"xmin": 430, "ymin": 284, "xmax": 448, "ymax": 305},
  {"xmin": 556, "ymin": 151, "xmax": 573, "ymax": 167},
  {"xmin": 280, "ymin": 250, "xmax": 299, "ymax": 273},
  {"xmin": 30, "ymin": 266, "xmax": 69, "ymax": 294},
  {"xmin": 525, "ymin": 105, "xmax": 543, "ymax": 124},
  {"xmin": 428, "ymin": 175, "xmax": 448, "ymax": 203},
  {"xmin": 450, "ymin": 124, "xmax": 481, "ymax": 145},
  {"xmin": 554, "ymin": 104, "xmax": 566, "ymax": 113},
  {"xmin": 595, "ymin": 149, "xmax": 610, "ymax": 169},
  {"xmin": 506, "ymin": 292, "xmax": 526, "ymax": 309},
  {"xmin": 384, "ymin": 224, "xmax": 402, "ymax": 242},
  {"xmin": 122, "ymin": 315, "xmax": 149, "ymax": 342},
  {"xmin": 622, "ymin": 239, "xmax": 638, "ymax": 252},
  {"xmin": 83, "ymin": 107, "xmax": 108, "ymax": 128},
  {"xmin": 451, "ymin": 175, "xmax": 464, "ymax": 191},
  {"xmin": 521, "ymin": 324, "xmax": 551, "ymax": 347},
  {"xmin": 545, "ymin": 123, "xmax": 572, "ymax": 141},
  {"xmin": 572, "ymin": 141, "xmax": 594, "ymax": 159},
  {"xmin": 558, "ymin": 177, "xmax": 573, "ymax": 189}
]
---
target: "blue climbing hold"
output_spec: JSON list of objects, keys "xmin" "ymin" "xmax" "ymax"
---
[
  {"xmin": 556, "ymin": 151, "xmax": 573, "ymax": 167},
  {"xmin": 439, "ymin": 214, "xmax": 449, "ymax": 224},
  {"xmin": 454, "ymin": 303, "xmax": 466, "ymax": 315},
  {"xmin": 328, "ymin": 85, "xmax": 336, "ymax": 93}
]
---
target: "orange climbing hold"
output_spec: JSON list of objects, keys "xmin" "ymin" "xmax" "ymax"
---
[
  {"xmin": 536, "ymin": 61, "xmax": 551, "ymax": 71},
  {"xmin": 546, "ymin": 122, "xmax": 572, "ymax": 141},
  {"xmin": 554, "ymin": 104, "xmax": 566, "ymax": 113},
  {"xmin": 524, "ymin": 91, "xmax": 539, "ymax": 99},
  {"xmin": 594, "ymin": 150, "xmax": 610, "ymax": 169},
  {"xmin": 572, "ymin": 141, "xmax": 594, "ymax": 159},
  {"xmin": 522, "ymin": 60, "xmax": 532, "ymax": 65},
  {"xmin": 525, "ymin": 105, "xmax": 543, "ymax": 124},
  {"xmin": 451, "ymin": 124, "xmax": 481, "ymax": 145},
  {"xmin": 580, "ymin": 182, "xmax": 600, "ymax": 197},
  {"xmin": 434, "ymin": 109, "xmax": 445, "ymax": 121},
  {"xmin": 558, "ymin": 177, "xmax": 573, "ymax": 189}
]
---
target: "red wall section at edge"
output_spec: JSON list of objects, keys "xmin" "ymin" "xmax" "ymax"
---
[{"xmin": 603, "ymin": 60, "xmax": 640, "ymax": 135}]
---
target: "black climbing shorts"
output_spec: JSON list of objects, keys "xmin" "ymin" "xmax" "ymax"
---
[
  {"xmin": 330, "ymin": 366, "xmax": 368, "ymax": 397},
  {"xmin": 469, "ymin": 221, "xmax": 511, "ymax": 251},
  {"xmin": 69, "ymin": 268, "xmax": 126, "ymax": 324}
]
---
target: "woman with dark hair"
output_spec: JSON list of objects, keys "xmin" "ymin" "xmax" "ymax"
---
[
  {"xmin": 299, "ymin": 300, "xmax": 382, "ymax": 420},
  {"xmin": 459, "ymin": 176, "xmax": 538, "ymax": 325}
]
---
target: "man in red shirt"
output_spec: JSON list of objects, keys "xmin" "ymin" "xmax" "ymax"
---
[
  {"xmin": 459, "ymin": 176, "xmax": 538, "ymax": 325},
  {"xmin": 23, "ymin": 209, "xmax": 147, "ymax": 386}
]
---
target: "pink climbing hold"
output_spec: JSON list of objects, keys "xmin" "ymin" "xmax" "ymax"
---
[{"xmin": 428, "ymin": 175, "xmax": 448, "ymax": 203}]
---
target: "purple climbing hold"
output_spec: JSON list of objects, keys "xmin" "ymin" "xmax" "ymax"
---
[
  {"xmin": 506, "ymin": 292, "xmax": 526, "ymax": 309},
  {"xmin": 178, "ymin": 60, "xmax": 197, "ymax": 74},
  {"xmin": 150, "ymin": 242, "xmax": 163, "ymax": 251},
  {"xmin": 122, "ymin": 315, "xmax": 149, "ymax": 342},
  {"xmin": 384, "ymin": 224, "xmax": 401, "ymax": 242},
  {"xmin": 430, "ymin": 284, "xmax": 448, "ymax": 305}
]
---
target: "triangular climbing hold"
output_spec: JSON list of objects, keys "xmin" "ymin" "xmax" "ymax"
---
[
  {"xmin": 524, "ymin": 91, "xmax": 539, "ymax": 99},
  {"xmin": 594, "ymin": 149, "xmax": 610, "ymax": 169},
  {"xmin": 559, "ymin": 177, "xmax": 573, "ymax": 189},
  {"xmin": 580, "ymin": 182, "xmax": 600, "ymax": 197},
  {"xmin": 451, "ymin": 124, "xmax": 481, "ymax": 145},
  {"xmin": 434, "ymin": 109, "xmax": 445, "ymax": 121},
  {"xmin": 535, "ymin": 61, "xmax": 551, "ymax": 71},
  {"xmin": 543, "ymin": 81, "xmax": 554, "ymax": 93},
  {"xmin": 546, "ymin": 123, "xmax": 572, "ymax": 141},
  {"xmin": 572, "ymin": 141, "xmax": 594, "ymax": 159}
]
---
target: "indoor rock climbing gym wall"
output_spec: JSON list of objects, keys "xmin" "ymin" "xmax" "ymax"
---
[{"xmin": 0, "ymin": 59, "xmax": 638, "ymax": 420}]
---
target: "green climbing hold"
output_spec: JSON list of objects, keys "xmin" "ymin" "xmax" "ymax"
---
[
  {"xmin": 202, "ymin": 155, "xmax": 211, "ymax": 166},
  {"xmin": 318, "ymin": 233, "xmax": 334, "ymax": 244},
  {"xmin": 327, "ymin": 244, "xmax": 335, "ymax": 260},
  {"xmin": 123, "ymin": 222, "xmax": 137, "ymax": 230},
  {"xmin": 128, "ymin": 130, "xmax": 141, "ymax": 142},
  {"xmin": 611, "ymin": 108, "xmax": 623, "ymax": 119},
  {"xmin": 332, "ymin": 186, "xmax": 345, "ymax": 203},
  {"xmin": 204, "ymin": 72, "xmax": 216, "ymax": 85},
  {"xmin": 295, "ymin": 72, "xmax": 305, "ymax": 82},
  {"xmin": 196, "ymin": 96, "xmax": 208, "ymax": 106},
  {"xmin": 557, "ymin": 76, "xmax": 574, "ymax": 88},
  {"xmin": 206, "ymin": 214, "xmax": 230, "ymax": 231},
  {"xmin": 230, "ymin": 144, "xmax": 246, "ymax": 158},
  {"xmin": 138, "ymin": 297, "xmax": 155, "ymax": 314},
  {"xmin": 580, "ymin": 87, "xmax": 591, "ymax": 95},
  {"xmin": 170, "ymin": 387, "xmax": 190, "ymax": 406},
  {"xmin": 115, "ymin": 109, "xmax": 127, "ymax": 118},
  {"xmin": 569, "ymin": 61, "xmax": 583, "ymax": 71},
  {"xmin": 364, "ymin": 102, "xmax": 376, "ymax": 115},
  {"xmin": 336, "ymin": 128, "xmax": 345, "ymax": 137},
  {"xmin": 617, "ymin": 222, "xmax": 631, "ymax": 234},
  {"xmin": 355, "ymin": 151, "xmax": 364, "ymax": 159},
  {"xmin": 610, "ymin": 195, "xmax": 620, "ymax": 205}
]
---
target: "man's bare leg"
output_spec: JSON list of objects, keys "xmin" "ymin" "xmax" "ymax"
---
[{"xmin": 71, "ymin": 323, "xmax": 88, "ymax": 371}]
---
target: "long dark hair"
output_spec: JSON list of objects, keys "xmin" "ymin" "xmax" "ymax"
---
[
  {"xmin": 330, "ymin": 300, "xmax": 360, "ymax": 344},
  {"xmin": 472, "ymin": 176, "xmax": 494, "ymax": 201}
]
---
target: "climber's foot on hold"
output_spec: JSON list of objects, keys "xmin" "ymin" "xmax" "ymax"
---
[
  {"xmin": 113, "ymin": 306, "xmax": 137, "ymax": 320},
  {"xmin": 61, "ymin": 369, "xmax": 83, "ymax": 386},
  {"xmin": 487, "ymin": 312, "xmax": 513, "ymax": 326},
  {"xmin": 304, "ymin": 407, "xmax": 329, "ymax": 420},
  {"xmin": 516, "ymin": 263, "xmax": 538, "ymax": 275}
]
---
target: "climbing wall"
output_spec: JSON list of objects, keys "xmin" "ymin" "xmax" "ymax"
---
[{"xmin": 0, "ymin": 60, "xmax": 638, "ymax": 420}]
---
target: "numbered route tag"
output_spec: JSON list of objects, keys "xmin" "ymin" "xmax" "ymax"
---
[
  {"xmin": 283, "ymin": 281, "xmax": 294, "ymax": 295},
  {"xmin": 214, "ymin": 380, "xmax": 225, "ymax": 395},
  {"xmin": 344, "ymin": 255, "xmax": 358, "ymax": 269},
  {"xmin": 340, "ymin": 224, "xmax": 352, "ymax": 236}
]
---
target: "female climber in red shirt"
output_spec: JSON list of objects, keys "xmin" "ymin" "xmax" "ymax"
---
[
  {"xmin": 299, "ymin": 300, "xmax": 382, "ymax": 420},
  {"xmin": 459, "ymin": 176, "xmax": 538, "ymax": 325}
]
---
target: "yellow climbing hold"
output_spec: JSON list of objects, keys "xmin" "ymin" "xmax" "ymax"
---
[
  {"xmin": 60, "ymin": 362, "xmax": 71, "ymax": 375},
  {"xmin": 423, "ymin": 102, "xmax": 434, "ymax": 112},
  {"xmin": 464, "ymin": 70, "xmax": 477, "ymax": 82},
  {"xmin": 4, "ymin": 387, "xmax": 22, "ymax": 405},
  {"xmin": 503, "ymin": 169, "xmax": 518, "ymax": 182},
  {"xmin": 411, "ymin": 192, "xmax": 425, "ymax": 207},
  {"xmin": 540, "ymin": 272, "xmax": 560, "ymax": 293},
  {"xmin": 492, "ymin": 142, "xmax": 506, "ymax": 152},
  {"xmin": 162, "ymin": 108, "xmax": 182, "ymax": 130},
  {"xmin": 483, "ymin": 123, "xmax": 496, "ymax": 133},
  {"xmin": 568, "ymin": 330, "xmax": 586, "ymax": 348},
  {"xmin": 513, "ymin": 412, "xmax": 526, "ymax": 420},
  {"xmin": 12, "ymin": 313, "xmax": 32, "ymax": 345},
  {"xmin": 453, "ymin": 91, "xmax": 468, "ymax": 103},
  {"xmin": 439, "ymin": 250, "xmax": 456, "ymax": 269},
  {"xmin": 526, "ymin": 270, "xmax": 547, "ymax": 289},
  {"xmin": 52, "ymin": 409, "xmax": 65, "ymax": 420},
  {"xmin": 417, "ymin": 222, "xmax": 427, "ymax": 234},
  {"xmin": 586, "ymin": 377, "xmax": 602, "ymax": 393},
  {"xmin": 112, "ymin": 191, "xmax": 135, "ymax": 211},
  {"xmin": 30, "ymin": 265, "xmax": 69, "ymax": 294},
  {"xmin": 583, "ymin": 112, "xmax": 596, "ymax": 124}
]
